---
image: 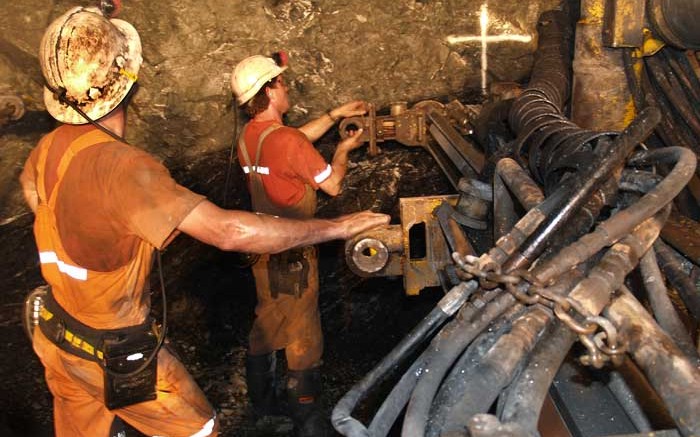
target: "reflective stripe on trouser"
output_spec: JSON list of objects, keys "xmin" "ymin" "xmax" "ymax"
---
[
  {"xmin": 249, "ymin": 246, "xmax": 322, "ymax": 371},
  {"xmin": 33, "ymin": 329, "xmax": 219, "ymax": 437}
]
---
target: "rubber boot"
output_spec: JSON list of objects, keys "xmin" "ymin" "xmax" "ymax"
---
[
  {"xmin": 245, "ymin": 352, "xmax": 281, "ymax": 417},
  {"xmin": 287, "ymin": 367, "xmax": 332, "ymax": 437},
  {"xmin": 109, "ymin": 416, "xmax": 126, "ymax": 437}
]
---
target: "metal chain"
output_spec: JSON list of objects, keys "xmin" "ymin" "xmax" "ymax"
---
[{"xmin": 452, "ymin": 252, "xmax": 626, "ymax": 368}]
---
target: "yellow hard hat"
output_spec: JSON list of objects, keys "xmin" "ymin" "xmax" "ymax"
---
[
  {"xmin": 39, "ymin": 6, "xmax": 142, "ymax": 124},
  {"xmin": 231, "ymin": 55, "xmax": 287, "ymax": 106}
]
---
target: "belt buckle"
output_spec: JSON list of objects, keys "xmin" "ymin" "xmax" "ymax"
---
[{"xmin": 54, "ymin": 321, "xmax": 66, "ymax": 344}]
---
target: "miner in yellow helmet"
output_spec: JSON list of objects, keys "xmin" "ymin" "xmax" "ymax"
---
[
  {"xmin": 20, "ymin": 6, "xmax": 388, "ymax": 437},
  {"xmin": 231, "ymin": 53, "xmax": 371, "ymax": 436}
]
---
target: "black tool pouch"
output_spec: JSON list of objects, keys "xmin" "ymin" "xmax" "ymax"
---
[
  {"xmin": 39, "ymin": 289, "xmax": 159, "ymax": 410},
  {"xmin": 102, "ymin": 324, "xmax": 158, "ymax": 410},
  {"xmin": 268, "ymin": 248, "xmax": 309, "ymax": 299}
]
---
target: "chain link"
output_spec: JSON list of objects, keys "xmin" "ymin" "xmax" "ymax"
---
[{"xmin": 453, "ymin": 252, "xmax": 626, "ymax": 368}]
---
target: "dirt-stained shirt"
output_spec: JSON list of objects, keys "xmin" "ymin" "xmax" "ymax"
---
[
  {"xmin": 20, "ymin": 124, "xmax": 205, "ymax": 328},
  {"xmin": 238, "ymin": 119, "xmax": 331, "ymax": 207},
  {"xmin": 22, "ymin": 124, "xmax": 205, "ymax": 271}
]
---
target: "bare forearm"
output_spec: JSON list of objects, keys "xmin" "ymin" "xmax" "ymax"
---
[
  {"xmin": 318, "ymin": 144, "xmax": 352, "ymax": 196},
  {"xmin": 329, "ymin": 146, "xmax": 350, "ymax": 184},
  {"xmin": 179, "ymin": 200, "xmax": 348, "ymax": 254},
  {"xmin": 179, "ymin": 200, "xmax": 389, "ymax": 254},
  {"xmin": 298, "ymin": 113, "xmax": 336, "ymax": 142},
  {"xmin": 219, "ymin": 211, "xmax": 345, "ymax": 253}
]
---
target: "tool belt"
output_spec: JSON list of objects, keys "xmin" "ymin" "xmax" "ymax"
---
[
  {"xmin": 268, "ymin": 247, "xmax": 311, "ymax": 298},
  {"xmin": 38, "ymin": 289, "xmax": 154, "ymax": 363},
  {"xmin": 39, "ymin": 289, "xmax": 159, "ymax": 409}
]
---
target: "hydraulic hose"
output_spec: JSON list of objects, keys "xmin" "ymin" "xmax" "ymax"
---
[
  {"xmin": 426, "ymin": 306, "xmax": 523, "ymax": 437},
  {"xmin": 564, "ymin": 205, "xmax": 670, "ymax": 318},
  {"xmin": 331, "ymin": 281, "xmax": 477, "ymax": 437},
  {"xmin": 366, "ymin": 350, "xmax": 429, "ymax": 437},
  {"xmin": 498, "ymin": 319, "xmax": 577, "ymax": 436},
  {"xmin": 400, "ymin": 291, "xmax": 520, "ymax": 437},
  {"xmin": 534, "ymin": 146, "xmax": 696, "ymax": 284},
  {"xmin": 436, "ymin": 307, "xmax": 551, "ymax": 436},
  {"xmin": 493, "ymin": 158, "xmax": 544, "ymax": 240},
  {"xmin": 367, "ymin": 289, "xmax": 502, "ymax": 437},
  {"xmin": 606, "ymin": 370, "xmax": 654, "ymax": 433},
  {"xmin": 654, "ymin": 239, "xmax": 700, "ymax": 323},
  {"xmin": 510, "ymin": 106, "xmax": 662, "ymax": 269},
  {"xmin": 606, "ymin": 286, "xmax": 700, "ymax": 436},
  {"xmin": 639, "ymin": 249, "xmax": 699, "ymax": 361},
  {"xmin": 497, "ymin": 268, "xmax": 585, "ymax": 433}
]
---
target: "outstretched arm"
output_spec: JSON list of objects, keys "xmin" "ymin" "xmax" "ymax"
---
[
  {"xmin": 299, "ymin": 100, "xmax": 368, "ymax": 142},
  {"xmin": 177, "ymin": 199, "xmax": 389, "ymax": 254},
  {"xmin": 317, "ymin": 129, "xmax": 364, "ymax": 197}
]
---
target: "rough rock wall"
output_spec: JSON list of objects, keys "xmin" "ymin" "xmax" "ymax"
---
[
  {"xmin": 3, "ymin": 0, "xmax": 559, "ymax": 151},
  {"xmin": 0, "ymin": 0, "xmax": 562, "ymax": 236}
]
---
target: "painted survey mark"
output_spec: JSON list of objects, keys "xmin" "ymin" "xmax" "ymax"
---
[{"xmin": 446, "ymin": 4, "xmax": 532, "ymax": 94}]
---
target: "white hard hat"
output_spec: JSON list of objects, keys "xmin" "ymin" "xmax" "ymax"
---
[
  {"xmin": 39, "ymin": 6, "xmax": 142, "ymax": 124},
  {"xmin": 231, "ymin": 55, "xmax": 287, "ymax": 106}
]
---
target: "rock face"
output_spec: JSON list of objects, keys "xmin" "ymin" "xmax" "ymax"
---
[
  {"xmin": 0, "ymin": 0, "xmax": 561, "ymax": 281},
  {"xmin": 2, "ymin": 0, "xmax": 559, "ymax": 153}
]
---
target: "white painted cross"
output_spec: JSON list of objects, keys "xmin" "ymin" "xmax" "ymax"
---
[{"xmin": 446, "ymin": 3, "xmax": 532, "ymax": 95}]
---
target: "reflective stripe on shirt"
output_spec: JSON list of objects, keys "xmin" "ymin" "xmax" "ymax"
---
[
  {"xmin": 39, "ymin": 251, "xmax": 88, "ymax": 281},
  {"xmin": 314, "ymin": 164, "xmax": 332, "ymax": 184},
  {"xmin": 242, "ymin": 165, "xmax": 270, "ymax": 175}
]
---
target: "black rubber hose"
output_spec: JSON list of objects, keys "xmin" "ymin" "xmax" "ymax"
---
[
  {"xmin": 366, "ymin": 350, "xmax": 429, "ymax": 437},
  {"xmin": 367, "ymin": 290, "xmax": 504, "ymax": 436},
  {"xmin": 606, "ymin": 286, "xmax": 700, "ymax": 436},
  {"xmin": 645, "ymin": 55, "xmax": 700, "ymax": 142},
  {"xmin": 425, "ymin": 307, "xmax": 522, "ymax": 437},
  {"xmin": 497, "ymin": 268, "xmax": 585, "ymax": 432},
  {"xmin": 654, "ymin": 239, "xmax": 700, "ymax": 323},
  {"xmin": 435, "ymin": 307, "xmax": 552, "ymax": 436},
  {"xmin": 331, "ymin": 281, "xmax": 477, "ymax": 437},
  {"xmin": 534, "ymin": 145, "xmax": 696, "ymax": 284},
  {"xmin": 640, "ymin": 249, "xmax": 699, "ymax": 361},
  {"xmin": 514, "ymin": 106, "xmax": 662, "ymax": 267},
  {"xmin": 401, "ymin": 291, "xmax": 520, "ymax": 437}
]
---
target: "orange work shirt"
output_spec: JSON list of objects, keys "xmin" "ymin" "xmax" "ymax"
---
[
  {"xmin": 20, "ymin": 124, "xmax": 205, "ymax": 328},
  {"xmin": 238, "ymin": 120, "xmax": 331, "ymax": 207}
]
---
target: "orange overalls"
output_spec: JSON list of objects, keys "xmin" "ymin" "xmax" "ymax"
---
[
  {"xmin": 30, "ymin": 128, "xmax": 217, "ymax": 437},
  {"xmin": 239, "ymin": 124, "xmax": 322, "ymax": 371}
]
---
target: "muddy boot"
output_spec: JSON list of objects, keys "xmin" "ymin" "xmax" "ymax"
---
[
  {"xmin": 109, "ymin": 416, "xmax": 126, "ymax": 437},
  {"xmin": 287, "ymin": 367, "xmax": 332, "ymax": 437},
  {"xmin": 246, "ymin": 352, "xmax": 282, "ymax": 417}
]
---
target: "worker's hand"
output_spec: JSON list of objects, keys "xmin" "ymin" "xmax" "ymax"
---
[
  {"xmin": 333, "ymin": 210, "xmax": 391, "ymax": 239},
  {"xmin": 337, "ymin": 128, "xmax": 365, "ymax": 152},
  {"xmin": 331, "ymin": 100, "xmax": 368, "ymax": 119}
]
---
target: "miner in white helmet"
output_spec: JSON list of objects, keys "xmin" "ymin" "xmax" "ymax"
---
[
  {"xmin": 231, "ymin": 53, "xmax": 370, "ymax": 436},
  {"xmin": 20, "ymin": 6, "xmax": 388, "ymax": 437}
]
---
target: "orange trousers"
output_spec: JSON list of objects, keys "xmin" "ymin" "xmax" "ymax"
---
[
  {"xmin": 249, "ymin": 246, "xmax": 323, "ymax": 370},
  {"xmin": 33, "ymin": 329, "xmax": 218, "ymax": 437}
]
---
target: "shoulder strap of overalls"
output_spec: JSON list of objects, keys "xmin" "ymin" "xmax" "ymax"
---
[
  {"xmin": 35, "ymin": 131, "xmax": 57, "ymax": 206},
  {"xmin": 35, "ymin": 129, "xmax": 117, "ymax": 209},
  {"xmin": 238, "ymin": 123, "xmax": 283, "ymax": 170}
]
